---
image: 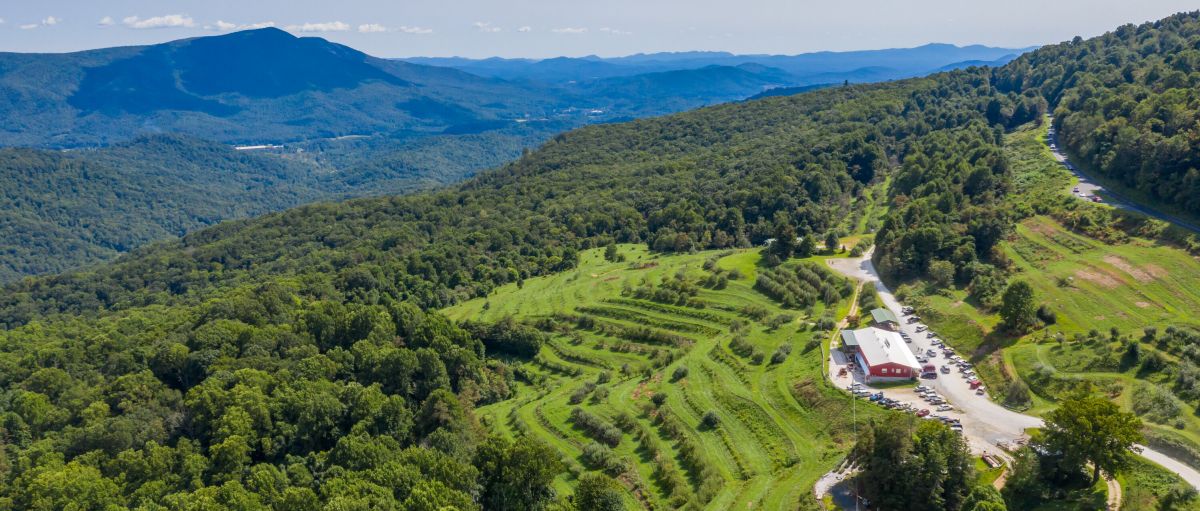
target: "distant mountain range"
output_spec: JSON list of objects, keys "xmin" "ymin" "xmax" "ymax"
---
[
  {"xmin": 402, "ymin": 43, "xmax": 1031, "ymax": 86},
  {"xmin": 0, "ymin": 29, "xmax": 1033, "ymax": 282},
  {"xmin": 0, "ymin": 30, "xmax": 1031, "ymax": 149},
  {"xmin": 0, "ymin": 28, "xmax": 565, "ymax": 147}
]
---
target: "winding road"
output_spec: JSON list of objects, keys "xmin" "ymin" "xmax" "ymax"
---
[
  {"xmin": 1048, "ymin": 119, "xmax": 1200, "ymax": 235},
  {"xmin": 824, "ymin": 250, "xmax": 1200, "ymax": 490}
]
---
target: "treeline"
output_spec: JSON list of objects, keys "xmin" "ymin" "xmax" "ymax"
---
[
  {"xmin": 854, "ymin": 415, "xmax": 1005, "ymax": 511},
  {"xmin": 0, "ymin": 136, "xmax": 324, "ymax": 283},
  {"xmin": 0, "ymin": 280, "xmax": 586, "ymax": 509},
  {"xmin": 996, "ymin": 11, "xmax": 1200, "ymax": 215},
  {"xmin": 0, "ymin": 69, "xmax": 1016, "ymax": 328}
]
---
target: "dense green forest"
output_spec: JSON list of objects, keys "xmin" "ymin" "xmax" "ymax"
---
[
  {"xmin": 0, "ymin": 62, "xmax": 1022, "ymax": 507},
  {"xmin": 0, "ymin": 122, "xmax": 568, "ymax": 284},
  {"xmin": 0, "ymin": 11, "xmax": 1198, "ymax": 510},
  {"xmin": 0, "ymin": 136, "xmax": 323, "ymax": 282},
  {"xmin": 0, "ymin": 70, "xmax": 1017, "ymax": 327},
  {"xmin": 994, "ymin": 12, "xmax": 1200, "ymax": 215}
]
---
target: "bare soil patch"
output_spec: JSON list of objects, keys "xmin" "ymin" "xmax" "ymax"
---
[
  {"xmin": 1075, "ymin": 268, "xmax": 1122, "ymax": 288},
  {"xmin": 1102, "ymin": 255, "xmax": 1154, "ymax": 282},
  {"xmin": 1145, "ymin": 263, "xmax": 1168, "ymax": 279}
]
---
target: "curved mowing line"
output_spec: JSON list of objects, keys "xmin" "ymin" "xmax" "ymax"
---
[
  {"xmin": 578, "ymin": 305, "xmax": 723, "ymax": 336},
  {"xmin": 546, "ymin": 337, "xmax": 612, "ymax": 370},
  {"xmin": 692, "ymin": 362, "xmax": 774, "ymax": 475},
  {"xmin": 604, "ymin": 297, "xmax": 737, "ymax": 326},
  {"xmin": 584, "ymin": 316, "xmax": 695, "ymax": 347},
  {"xmin": 701, "ymin": 359, "xmax": 800, "ymax": 469}
]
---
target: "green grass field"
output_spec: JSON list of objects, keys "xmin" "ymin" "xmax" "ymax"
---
[
  {"xmin": 894, "ymin": 121, "xmax": 1200, "ymax": 507},
  {"xmin": 445, "ymin": 245, "xmax": 879, "ymax": 509}
]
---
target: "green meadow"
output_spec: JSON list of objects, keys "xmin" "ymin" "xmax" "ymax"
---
[
  {"xmin": 444, "ymin": 245, "xmax": 879, "ymax": 510},
  {"xmin": 896, "ymin": 121, "xmax": 1200, "ymax": 508}
]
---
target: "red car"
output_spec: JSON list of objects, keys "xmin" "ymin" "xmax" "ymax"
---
[
  {"xmin": 917, "ymin": 409, "xmax": 930, "ymax": 417},
  {"xmin": 1092, "ymin": 196, "xmax": 1103, "ymax": 203}
]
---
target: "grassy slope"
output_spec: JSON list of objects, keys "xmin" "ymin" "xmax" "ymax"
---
[
  {"xmin": 444, "ymin": 245, "xmax": 877, "ymax": 509},
  {"xmin": 902, "ymin": 121, "xmax": 1200, "ymax": 508}
]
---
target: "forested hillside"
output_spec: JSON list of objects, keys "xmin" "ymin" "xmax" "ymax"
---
[
  {"xmin": 0, "ymin": 122, "xmax": 569, "ymax": 284},
  {"xmin": 1, "ymin": 11, "xmax": 1198, "ymax": 509},
  {"xmin": 0, "ymin": 28, "xmax": 559, "ymax": 147},
  {"xmin": 0, "ymin": 136, "xmax": 324, "ymax": 282},
  {"xmin": 995, "ymin": 12, "xmax": 1200, "ymax": 215},
  {"xmin": 0, "ymin": 60, "xmax": 1023, "ymax": 507},
  {"xmin": 0, "ymin": 71, "xmax": 1015, "ymax": 328}
]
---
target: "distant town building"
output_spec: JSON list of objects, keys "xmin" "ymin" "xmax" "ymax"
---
[{"xmin": 840, "ymin": 326, "xmax": 920, "ymax": 380}]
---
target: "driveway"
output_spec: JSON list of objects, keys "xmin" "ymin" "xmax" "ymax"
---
[{"xmin": 825, "ymin": 250, "xmax": 1200, "ymax": 489}]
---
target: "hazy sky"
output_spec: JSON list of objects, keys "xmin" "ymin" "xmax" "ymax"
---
[{"xmin": 0, "ymin": 1, "xmax": 1196, "ymax": 58}]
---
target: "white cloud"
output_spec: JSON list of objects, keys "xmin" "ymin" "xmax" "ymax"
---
[
  {"xmin": 473, "ymin": 21, "xmax": 501, "ymax": 33},
  {"xmin": 19, "ymin": 16, "xmax": 59, "ymax": 30},
  {"xmin": 551, "ymin": 27, "xmax": 588, "ymax": 34},
  {"xmin": 206, "ymin": 20, "xmax": 275, "ymax": 31},
  {"xmin": 599, "ymin": 27, "xmax": 631, "ymax": 35},
  {"xmin": 357, "ymin": 23, "xmax": 388, "ymax": 33},
  {"xmin": 398, "ymin": 26, "xmax": 433, "ymax": 34},
  {"xmin": 517, "ymin": 26, "xmax": 532, "ymax": 33},
  {"xmin": 286, "ymin": 21, "xmax": 350, "ymax": 33},
  {"xmin": 98, "ymin": 16, "xmax": 115, "ymax": 27},
  {"xmin": 123, "ymin": 15, "xmax": 195, "ymax": 29}
]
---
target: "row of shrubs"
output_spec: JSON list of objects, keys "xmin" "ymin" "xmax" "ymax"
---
[
  {"xmin": 570, "ymin": 407, "xmax": 623, "ymax": 447},
  {"xmin": 652, "ymin": 405, "xmax": 724, "ymax": 503},
  {"xmin": 755, "ymin": 263, "xmax": 851, "ymax": 309}
]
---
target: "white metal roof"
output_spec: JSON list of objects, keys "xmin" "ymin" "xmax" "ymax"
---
[{"xmin": 846, "ymin": 326, "xmax": 920, "ymax": 370}]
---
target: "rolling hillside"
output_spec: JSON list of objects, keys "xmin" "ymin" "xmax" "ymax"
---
[
  {"xmin": 0, "ymin": 28, "xmax": 560, "ymax": 147},
  {"xmin": 0, "ymin": 11, "xmax": 1198, "ymax": 511},
  {"xmin": 0, "ymin": 56, "xmax": 1012, "ymax": 508}
]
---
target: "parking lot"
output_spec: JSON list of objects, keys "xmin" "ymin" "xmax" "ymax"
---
[{"xmin": 827, "ymin": 254, "xmax": 1043, "ymax": 455}]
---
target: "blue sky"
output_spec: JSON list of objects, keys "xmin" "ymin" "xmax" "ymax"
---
[{"xmin": 0, "ymin": 0, "xmax": 1196, "ymax": 58}]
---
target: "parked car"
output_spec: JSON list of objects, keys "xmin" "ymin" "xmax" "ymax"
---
[
  {"xmin": 917, "ymin": 409, "xmax": 930, "ymax": 417},
  {"xmin": 936, "ymin": 405, "xmax": 953, "ymax": 412},
  {"xmin": 915, "ymin": 325, "xmax": 928, "ymax": 332},
  {"xmin": 940, "ymin": 365, "xmax": 951, "ymax": 374}
]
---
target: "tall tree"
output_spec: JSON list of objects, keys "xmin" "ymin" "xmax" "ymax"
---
[
  {"xmin": 999, "ymin": 280, "xmax": 1037, "ymax": 333},
  {"xmin": 1041, "ymin": 395, "xmax": 1143, "ymax": 484},
  {"xmin": 475, "ymin": 435, "xmax": 564, "ymax": 511},
  {"xmin": 574, "ymin": 473, "xmax": 626, "ymax": 511},
  {"xmin": 854, "ymin": 415, "xmax": 976, "ymax": 510},
  {"xmin": 771, "ymin": 223, "xmax": 797, "ymax": 259},
  {"xmin": 825, "ymin": 231, "xmax": 840, "ymax": 252}
]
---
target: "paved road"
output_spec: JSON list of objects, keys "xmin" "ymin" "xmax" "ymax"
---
[
  {"xmin": 1047, "ymin": 120, "xmax": 1200, "ymax": 235},
  {"xmin": 825, "ymin": 250, "xmax": 1200, "ymax": 490}
]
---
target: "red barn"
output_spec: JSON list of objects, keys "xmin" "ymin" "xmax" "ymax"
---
[{"xmin": 840, "ymin": 327, "xmax": 921, "ymax": 381}]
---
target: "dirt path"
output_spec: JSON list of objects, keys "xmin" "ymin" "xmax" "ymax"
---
[{"xmin": 1106, "ymin": 474, "xmax": 1122, "ymax": 511}]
